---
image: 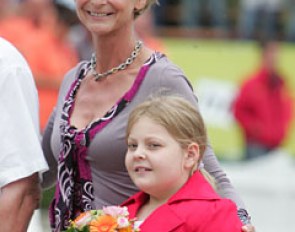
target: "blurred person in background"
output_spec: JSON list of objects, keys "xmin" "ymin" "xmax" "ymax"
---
[
  {"xmin": 180, "ymin": 0, "xmax": 228, "ymax": 37},
  {"xmin": 33, "ymin": 0, "xmax": 80, "ymax": 131},
  {"xmin": 0, "ymin": 0, "xmax": 17, "ymax": 20},
  {"xmin": 70, "ymin": 24, "xmax": 93, "ymax": 60},
  {"xmin": 0, "ymin": 37, "xmax": 48, "ymax": 232},
  {"xmin": 152, "ymin": 0, "xmax": 168, "ymax": 26},
  {"xmin": 233, "ymin": 39, "xmax": 293, "ymax": 160},
  {"xmin": 237, "ymin": 0, "xmax": 262, "ymax": 39},
  {"xmin": 0, "ymin": 0, "xmax": 79, "ymax": 132},
  {"xmin": 238, "ymin": 0, "xmax": 284, "ymax": 40},
  {"xmin": 61, "ymin": 0, "xmax": 94, "ymax": 61},
  {"xmin": 0, "ymin": 0, "xmax": 41, "ymax": 51},
  {"xmin": 135, "ymin": 8, "xmax": 166, "ymax": 53},
  {"xmin": 285, "ymin": 0, "xmax": 295, "ymax": 42}
]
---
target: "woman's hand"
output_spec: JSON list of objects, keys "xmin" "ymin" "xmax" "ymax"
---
[{"xmin": 242, "ymin": 224, "xmax": 255, "ymax": 232}]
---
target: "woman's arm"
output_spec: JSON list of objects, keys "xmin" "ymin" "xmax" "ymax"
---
[
  {"xmin": 203, "ymin": 143, "xmax": 246, "ymax": 208},
  {"xmin": 203, "ymin": 145, "xmax": 254, "ymax": 231},
  {"xmin": 41, "ymin": 62, "xmax": 87, "ymax": 189},
  {"xmin": 41, "ymin": 109, "xmax": 58, "ymax": 189},
  {"xmin": 0, "ymin": 173, "xmax": 41, "ymax": 232}
]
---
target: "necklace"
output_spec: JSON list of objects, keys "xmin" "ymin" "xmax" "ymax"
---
[{"xmin": 90, "ymin": 40, "xmax": 143, "ymax": 81}]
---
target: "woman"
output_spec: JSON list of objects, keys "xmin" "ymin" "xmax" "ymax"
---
[{"xmin": 41, "ymin": 0, "xmax": 254, "ymax": 231}]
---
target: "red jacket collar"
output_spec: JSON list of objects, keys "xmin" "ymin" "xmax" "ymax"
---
[
  {"xmin": 122, "ymin": 172, "xmax": 222, "ymax": 231},
  {"xmin": 122, "ymin": 171, "xmax": 220, "ymax": 217}
]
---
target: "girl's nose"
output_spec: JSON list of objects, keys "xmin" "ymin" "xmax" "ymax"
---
[{"xmin": 133, "ymin": 146, "xmax": 146, "ymax": 160}]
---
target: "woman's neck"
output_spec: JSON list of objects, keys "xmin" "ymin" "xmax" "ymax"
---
[
  {"xmin": 91, "ymin": 26, "xmax": 136, "ymax": 64},
  {"xmin": 91, "ymin": 35, "xmax": 153, "ymax": 75}
]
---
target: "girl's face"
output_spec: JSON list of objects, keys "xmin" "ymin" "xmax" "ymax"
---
[
  {"xmin": 125, "ymin": 116, "xmax": 194, "ymax": 201},
  {"xmin": 75, "ymin": 0, "xmax": 145, "ymax": 36}
]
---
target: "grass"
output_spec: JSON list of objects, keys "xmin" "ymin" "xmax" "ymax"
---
[{"xmin": 41, "ymin": 187, "xmax": 55, "ymax": 210}]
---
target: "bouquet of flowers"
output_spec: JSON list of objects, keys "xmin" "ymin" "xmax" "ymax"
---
[{"xmin": 64, "ymin": 206, "xmax": 140, "ymax": 232}]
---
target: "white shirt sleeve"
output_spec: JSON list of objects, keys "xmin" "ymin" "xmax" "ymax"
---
[{"xmin": 0, "ymin": 39, "xmax": 48, "ymax": 189}]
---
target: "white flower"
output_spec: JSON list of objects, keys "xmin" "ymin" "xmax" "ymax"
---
[
  {"xmin": 103, "ymin": 206, "xmax": 129, "ymax": 217},
  {"xmin": 117, "ymin": 216, "xmax": 130, "ymax": 228}
]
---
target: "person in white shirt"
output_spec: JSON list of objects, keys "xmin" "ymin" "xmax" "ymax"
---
[{"xmin": 0, "ymin": 37, "xmax": 48, "ymax": 232}]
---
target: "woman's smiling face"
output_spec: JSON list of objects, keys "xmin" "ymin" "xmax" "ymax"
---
[{"xmin": 75, "ymin": 0, "xmax": 145, "ymax": 36}]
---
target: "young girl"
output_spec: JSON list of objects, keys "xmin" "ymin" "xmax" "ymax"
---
[{"xmin": 122, "ymin": 95, "xmax": 243, "ymax": 231}]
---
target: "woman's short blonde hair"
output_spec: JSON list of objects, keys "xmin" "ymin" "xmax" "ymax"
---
[{"xmin": 134, "ymin": 0, "xmax": 159, "ymax": 18}]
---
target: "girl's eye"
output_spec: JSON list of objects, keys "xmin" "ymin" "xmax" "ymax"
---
[
  {"xmin": 148, "ymin": 143, "xmax": 161, "ymax": 149},
  {"xmin": 127, "ymin": 143, "xmax": 137, "ymax": 150}
]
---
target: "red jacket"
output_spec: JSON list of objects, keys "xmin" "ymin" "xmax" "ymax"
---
[
  {"xmin": 122, "ymin": 172, "xmax": 242, "ymax": 232},
  {"xmin": 233, "ymin": 67, "xmax": 293, "ymax": 148}
]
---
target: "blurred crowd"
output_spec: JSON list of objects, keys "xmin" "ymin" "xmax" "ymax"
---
[
  {"xmin": 0, "ymin": 0, "xmax": 81, "ymax": 131},
  {"xmin": 154, "ymin": 0, "xmax": 295, "ymax": 41}
]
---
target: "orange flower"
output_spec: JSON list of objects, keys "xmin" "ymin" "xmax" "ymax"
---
[
  {"xmin": 89, "ymin": 215, "xmax": 118, "ymax": 232},
  {"xmin": 65, "ymin": 207, "xmax": 139, "ymax": 232},
  {"xmin": 72, "ymin": 211, "xmax": 92, "ymax": 228},
  {"xmin": 118, "ymin": 227, "xmax": 133, "ymax": 232}
]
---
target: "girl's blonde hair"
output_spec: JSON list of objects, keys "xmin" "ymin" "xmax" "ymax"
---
[
  {"xmin": 126, "ymin": 95, "xmax": 207, "ymax": 159},
  {"xmin": 126, "ymin": 95, "xmax": 218, "ymax": 189},
  {"xmin": 126, "ymin": 95, "xmax": 217, "ymax": 189}
]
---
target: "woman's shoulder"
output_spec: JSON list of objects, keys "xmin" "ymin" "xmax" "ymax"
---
[
  {"xmin": 64, "ymin": 60, "xmax": 88, "ymax": 80},
  {"xmin": 59, "ymin": 61, "xmax": 88, "ymax": 92},
  {"xmin": 149, "ymin": 53, "xmax": 184, "ymax": 74},
  {"xmin": 144, "ymin": 53, "xmax": 194, "ymax": 93}
]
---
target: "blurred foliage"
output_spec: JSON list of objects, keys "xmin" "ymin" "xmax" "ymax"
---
[{"xmin": 41, "ymin": 187, "xmax": 55, "ymax": 209}]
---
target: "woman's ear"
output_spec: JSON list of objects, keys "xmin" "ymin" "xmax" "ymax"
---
[
  {"xmin": 183, "ymin": 143, "xmax": 200, "ymax": 170},
  {"xmin": 134, "ymin": 0, "xmax": 147, "ymax": 13}
]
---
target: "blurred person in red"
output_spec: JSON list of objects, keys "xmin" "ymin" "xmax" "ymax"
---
[
  {"xmin": 0, "ymin": 0, "xmax": 16, "ymax": 19},
  {"xmin": 0, "ymin": 0, "xmax": 40, "ymax": 51},
  {"xmin": 0, "ymin": 0, "xmax": 79, "ymax": 131},
  {"xmin": 233, "ymin": 39, "xmax": 293, "ymax": 160},
  {"xmin": 32, "ymin": 0, "xmax": 79, "ymax": 131}
]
